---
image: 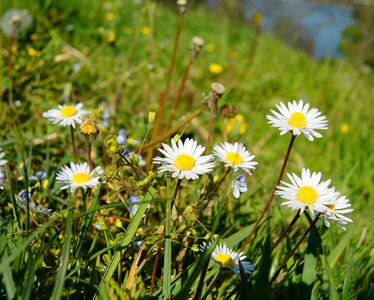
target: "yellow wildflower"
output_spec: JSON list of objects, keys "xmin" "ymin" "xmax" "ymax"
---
[
  {"xmin": 105, "ymin": 12, "xmax": 115, "ymax": 21},
  {"xmin": 27, "ymin": 47, "xmax": 41, "ymax": 57},
  {"xmin": 206, "ymin": 43, "xmax": 215, "ymax": 52},
  {"xmin": 209, "ymin": 63, "xmax": 223, "ymax": 75},
  {"xmin": 107, "ymin": 31, "xmax": 116, "ymax": 43},
  {"xmin": 340, "ymin": 123, "xmax": 350, "ymax": 134},
  {"xmin": 141, "ymin": 26, "xmax": 151, "ymax": 36}
]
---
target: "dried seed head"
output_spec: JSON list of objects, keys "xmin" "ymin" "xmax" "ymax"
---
[
  {"xmin": 1, "ymin": 9, "xmax": 32, "ymax": 38},
  {"xmin": 192, "ymin": 36, "xmax": 204, "ymax": 48},
  {"xmin": 80, "ymin": 116, "xmax": 99, "ymax": 141},
  {"xmin": 211, "ymin": 82, "xmax": 225, "ymax": 95}
]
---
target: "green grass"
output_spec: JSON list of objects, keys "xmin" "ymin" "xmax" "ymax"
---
[{"xmin": 1, "ymin": 0, "xmax": 373, "ymax": 299}]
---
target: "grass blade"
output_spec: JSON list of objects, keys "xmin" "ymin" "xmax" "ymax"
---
[
  {"xmin": 51, "ymin": 199, "xmax": 73, "ymax": 300},
  {"xmin": 94, "ymin": 174, "xmax": 161, "ymax": 298}
]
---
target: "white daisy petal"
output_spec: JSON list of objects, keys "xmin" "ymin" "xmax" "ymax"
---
[
  {"xmin": 152, "ymin": 138, "xmax": 214, "ymax": 180},
  {"xmin": 56, "ymin": 162, "xmax": 103, "ymax": 192},
  {"xmin": 276, "ymin": 168, "xmax": 352, "ymax": 230},
  {"xmin": 266, "ymin": 99, "xmax": 328, "ymax": 140},
  {"xmin": 200, "ymin": 241, "xmax": 254, "ymax": 276},
  {"xmin": 43, "ymin": 103, "xmax": 88, "ymax": 128},
  {"xmin": 213, "ymin": 142, "xmax": 257, "ymax": 174}
]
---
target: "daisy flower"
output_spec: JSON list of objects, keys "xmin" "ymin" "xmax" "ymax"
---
[
  {"xmin": 276, "ymin": 168, "xmax": 340, "ymax": 216},
  {"xmin": 318, "ymin": 195, "xmax": 353, "ymax": 231},
  {"xmin": 201, "ymin": 241, "xmax": 254, "ymax": 275},
  {"xmin": 43, "ymin": 103, "xmax": 87, "ymax": 128},
  {"xmin": 56, "ymin": 162, "xmax": 103, "ymax": 192},
  {"xmin": 0, "ymin": 149, "xmax": 8, "ymax": 166},
  {"xmin": 153, "ymin": 138, "xmax": 214, "ymax": 180},
  {"xmin": 232, "ymin": 174, "xmax": 247, "ymax": 199},
  {"xmin": 213, "ymin": 142, "xmax": 257, "ymax": 173},
  {"xmin": 266, "ymin": 100, "xmax": 328, "ymax": 141}
]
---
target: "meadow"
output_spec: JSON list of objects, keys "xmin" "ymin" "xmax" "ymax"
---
[{"xmin": 0, "ymin": 0, "xmax": 373, "ymax": 299}]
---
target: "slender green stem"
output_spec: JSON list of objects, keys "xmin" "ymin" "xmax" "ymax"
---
[
  {"xmin": 241, "ymin": 134, "xmax": 296, "ymax": 251},
  {"xmin": 163, "ymin": 178, "xmax": 182, "ymax": 299},
  {"xmin": 70, "ymin": 126, "xmax": 77, "ymax": 162},
  {"xmin": 272, "ymin": 210, "xmax": 301, "ymax": 249},
  {"xmin": 270, "ymin": 213, "xmax": 321, "ymax": 284}
]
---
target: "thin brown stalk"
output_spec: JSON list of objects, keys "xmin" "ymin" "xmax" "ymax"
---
[
  {"xmin": 7, "ymin": 37, "xmax": 15, "ymax": 110},
  {"xmin": 207, "ymin": 92, "xmax": 218, "ymax": 149},
  {"xmin": 147, "ymin": 13, "xmax": 184, "ymax": 167},
  {"xmin": 165, "ymin": 60, "xmax": 192, "ymax": 131},
  {"xmin": 135, "ymin": 108, "xmax": 202, "ymax": 153},
  {"xmin": 270, "ymin": 213, "xmax": 321, "ymax": 284},
  {"xmin": 70, "ymin": 126, "xmax": 77, "ymax": 162},
  {"xmin": 150, "ymin": 247, "xmax": 161, "ymax": 296},
  {"xmin": 241, "ymin": 134, "xmax": 296, "ymax": 251},
  {"xmin": 272, "ymin": 210, "xmax": 300, "ymax": 249},
  {"xmin": 87, "ymin": 141, "xmax": 92, "ymax": 171}
]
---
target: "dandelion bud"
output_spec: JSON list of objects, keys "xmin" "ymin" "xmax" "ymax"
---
[{"xmin": 80, "ymin": 116, "xmax": 99, "ymax": 141}]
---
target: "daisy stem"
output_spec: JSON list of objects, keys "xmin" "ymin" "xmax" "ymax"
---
[
  {"xmin": 270, "ymin": 213, "xmax": 320, "ymax": 284},
  {"xmin": 241, "ymin": 134, "xmax": 296, "ymax": 251},
  {"xmin": 207, "ymin": 92, "xmax": 218, "ymax": 149},
  {"xmin": 272, "ymin": 210, "xmax": 301, "ymax": 249},
  {"xmin": 87, "ymin": 141, "xmax": 92, "ymax": 172},
  {"xmin": 70, "ymin": 127, "xmax": 77, "ymax": 162}
]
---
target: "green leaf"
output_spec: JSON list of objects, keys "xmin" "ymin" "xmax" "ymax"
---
[
  {"xmin": 51, "ymin": 199, "xmax": 73, "ymax": 300},
  {"xmin": 162, "ymin": 177, "xmax": 173, "ymax": 298},
  {"xmin": 302, "ymin": 229, "xmax": 318, "ymax": 285},
  {"xmin": 252, "ymin": 232, "xmax": 272, "ymax": 300},
  {"xmin": 221, "ymin": 225, "xmax": 254, "ymax": 249},
  {"xmin": 342, "ymin": 247, "xmax": 354, "ymax": 300}
]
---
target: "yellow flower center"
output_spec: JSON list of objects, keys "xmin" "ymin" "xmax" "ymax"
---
[
  {"xmin": 326, "ymin": 204, "xmax": 335, "ymax": 211},
  {"xmin": 215, "ymin": 253, "xmax": 236, "ymax": 268},
  {"xmin": 60, "ymin": 106, "xmax": 77, "ymax": 117},
  {"xmin": 288, "ymin": 112, "xmax": 306, "ymax": 128},
  {"xmin": 297, "ymin": 186, "xmax": 318, "ymax": 205},
  {"xmin": 174, "ymin": 154, "xmax": 195, "ymax": 171},
  {"xmin": 72, "ymin": 172, "xmax": 90, "ymax": 184},
  {"xmin": 226, "ymin": 152, "xmax": 243, "ymax": 166}
]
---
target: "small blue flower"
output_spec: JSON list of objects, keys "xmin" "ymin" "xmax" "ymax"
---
[
  {"xmin": 128, "ymin": 196, "xmax": 141, "ymax": 216},
  {"xmin": 117, "ymin": 129, "xmax": 128, "ymax": 145},
  {"xmin": 232, "ymin": 174, "xmax": 247, "ymax": 199}
]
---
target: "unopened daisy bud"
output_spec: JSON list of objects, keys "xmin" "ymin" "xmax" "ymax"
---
[
  {"xmin": 211, "ymin": 82, "xmax": 225, "ymax": 95},
  {"xmin": 80, "ymin": 116, "xmax": 99, "ymax": 141},
  {"xmin": 148, "ymin": 111, "xmax": 156, "ymax": 123}
]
